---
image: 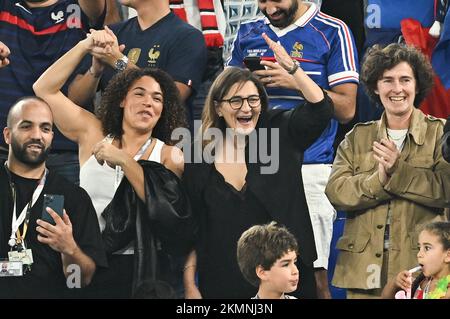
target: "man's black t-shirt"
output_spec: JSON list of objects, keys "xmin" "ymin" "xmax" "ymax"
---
[
  {"xmin": 10, "ymin": 172, "xmax": 39, "ymax": 220},
  {"xmin": 0, "ymin": 164, "xmax": 107, "ymax": 298}
]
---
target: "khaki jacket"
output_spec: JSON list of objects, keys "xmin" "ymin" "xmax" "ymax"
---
[{"xmin": 326, "ymin": 108, "xmax": 450, "ymax": 289}]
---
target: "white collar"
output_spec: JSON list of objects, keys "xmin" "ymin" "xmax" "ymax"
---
[{"xmin": 267, "ymin": 3, "xmax": 318, "ymax": 37}]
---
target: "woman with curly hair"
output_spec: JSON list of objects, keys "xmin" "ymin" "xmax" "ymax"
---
[
  {"xmin": 326, "ymin": 43, "xmax": 450, "ymax": 299},
  {"xmin": 33, "ymin": 30, "xmax": 195, "ymax": 298}
]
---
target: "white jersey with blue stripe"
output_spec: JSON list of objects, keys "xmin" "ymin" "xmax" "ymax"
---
[{"xmin": 227, "ymin": 3, "xmax": 359, "ymax": 164}]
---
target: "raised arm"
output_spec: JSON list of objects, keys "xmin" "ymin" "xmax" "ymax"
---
[
  {"xmin": 262, "ymin": 33, "xmax": 324, "ymax": 103},
  {"xmin": 68, "ymin": 26, "xmax": 130, "ymax": 106},
  {"xmin": 67, "ymin": 56, "xmax": 104, "ymax": 106},
  {"xmin": 33, "ymin": 31, "xmax": 113, "ymax": 144},
  {"xmin": 262, "ymin": 33, "xmax": 333, "ymax": 150}
]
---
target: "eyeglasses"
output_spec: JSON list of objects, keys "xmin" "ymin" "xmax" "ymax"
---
[{"xmin": 219, "ymin": 95, "xmax": 261, "ymax": 110}]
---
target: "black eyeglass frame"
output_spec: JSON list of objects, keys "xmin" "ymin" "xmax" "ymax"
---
[{"xmin": 217, "ymin": 95, "xmax": 261, "ymax": 110}]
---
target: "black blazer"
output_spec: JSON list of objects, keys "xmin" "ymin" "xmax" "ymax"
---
[{"xmin": 183, "ymin": 93, "xmax": 333, "ymax": 265}]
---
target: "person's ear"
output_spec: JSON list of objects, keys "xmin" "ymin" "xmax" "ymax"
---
[
  {"xmin": 214, "ymin": 101, "xmax": 222, "ymax": 117},
  {"xmin": 256, "ymin": 265, "xmax": 269, "ymax": 281},
  {"xmin": 374, "ymin": 89, "xmax": 379, "ymax": 95},
  {"xmin": 445, "ymin": 249, "xmax": 450, "ymax": 263},
  {"xmin": 3, "ymin": 127, "xmax": 11, "ymax": 145}
]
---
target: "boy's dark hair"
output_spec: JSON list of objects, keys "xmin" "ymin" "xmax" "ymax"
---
[
  {"xmin": 361, "ymin": 43, "xmax": 434, "ymax": 107},
  {"xmin": 237, "ymin": 221, "xmax": 298, "ymax": 287}
]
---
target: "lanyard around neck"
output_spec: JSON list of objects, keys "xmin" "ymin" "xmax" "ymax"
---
[
  {"xmin": 4, "ymin": 162, "xmax": 48, "ymax": 248},
  {"xmin": 114, "ymin": 136, "xmax": 153, "ymax": 190}
]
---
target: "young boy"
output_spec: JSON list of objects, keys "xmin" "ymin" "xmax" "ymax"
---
[{"xmin": 237, "ymin": 222, "xmax": 299, "ymax": 299}]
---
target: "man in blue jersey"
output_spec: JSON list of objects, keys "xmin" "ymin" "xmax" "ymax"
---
[
  {"xmin": 68, "ymin": 0, "xmax": 207, "ymax": 129},
  {"xmin": 227, "ymin": 0, "xmax": 359, "ymax": 298},
  {"xmin": 0, "ymin": 0, "xmax": 106, "ymax": 184}
]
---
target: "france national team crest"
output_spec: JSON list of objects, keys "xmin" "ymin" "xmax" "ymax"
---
[
  {"xmin": 290, "ymin": 42, "xmax": 304, "ymax": 58},
  {"xmin": 148, "ymin": 45, "xmax": 160, "ymax": 65},
  {"xmin": 128, "ymin": 48, "xmax": 141, "ymax": 65},
  {"xmin": 51, "ymin": 10, "xmax": 64, "ymax": 24}
]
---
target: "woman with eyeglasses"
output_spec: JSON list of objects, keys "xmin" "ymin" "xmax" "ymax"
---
[{"xmin": 182, "ymin": 33, "xmax": 334, "ymax": 299}]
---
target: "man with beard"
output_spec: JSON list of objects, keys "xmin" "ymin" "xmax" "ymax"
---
[
  {"xmin": 0, "ymin": 0, "xmax": 106, "ymax": 185},
  {"xmin": 227, "ymin": 0, "xmax": 359, "ymax": 298},
  {"xmin": 0, "ymin": 97, "xmax": 106, "ymax": 298}
]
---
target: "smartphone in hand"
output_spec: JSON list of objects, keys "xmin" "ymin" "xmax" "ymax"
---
[
  {"xmin": 41, "ymin": 194, "xmax": 64, "ymax": 225},
  {"xmin": 243, "ymin": 56, "xmax": 265, "ymax": 72}
]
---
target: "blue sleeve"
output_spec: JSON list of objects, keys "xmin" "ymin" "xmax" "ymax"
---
[
  {"xmin": 326, "ymin": 20, "xmax": 359, "ymax": 88},
  {"xmin": 164, "ymin": 28, "xmax": 207, "ymax": 92},
  {"xmin": 226, "ymin": 28, "xmax": 245, "ymax": 67}
]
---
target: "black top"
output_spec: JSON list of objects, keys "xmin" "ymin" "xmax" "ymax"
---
[
  {"xmin": 10, "ymin": 172, "xmax": 39, "ymax": 220},
  {"xmin": 183, "ymin": 94, "xmax": 334, "ymax": 298},
  {"xmin": 198, "ymin": 166, "xmax": 270, "ymax": 298},
  {"xmin": 0, "ymin": 165, "xmax": 107, "ymax": 298}
]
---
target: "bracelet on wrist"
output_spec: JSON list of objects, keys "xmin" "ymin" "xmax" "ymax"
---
[{"xmin": 287, "ymin": 60, "xmax": 299, "ymax": 75}]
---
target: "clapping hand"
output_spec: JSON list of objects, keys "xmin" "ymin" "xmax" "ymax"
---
[{"xmin": 373, "ymin": 138, "xmax": 400, "ymax": 185}]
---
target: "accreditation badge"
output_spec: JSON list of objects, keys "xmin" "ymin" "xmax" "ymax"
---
[
  {"xmin": 0, "ymin": 260, "xmax": 23, "ymax": 277},
  {"xmin": 8, "ymin": 249, "xmax": 33, "ymax": 265}
]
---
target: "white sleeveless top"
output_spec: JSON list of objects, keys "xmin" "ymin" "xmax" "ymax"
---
[{"xmin": 80, "ymin": 136, "xmax": 164, "ymax": 254}]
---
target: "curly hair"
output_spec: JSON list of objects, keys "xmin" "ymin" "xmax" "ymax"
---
[
  {"xmin": 97, "ymin": 68, "xmax": 188, "ymax": 145},
  {"xmin": 411, "ymin": 221, "xmax": 450, "ymax": 296},
  {"xmin": 361, "ymin": 43, "xmax": 434, "ymax": 107},
  {"xmin": 237, "ymin": 221, "xmax": 298, "ymax": 287}
]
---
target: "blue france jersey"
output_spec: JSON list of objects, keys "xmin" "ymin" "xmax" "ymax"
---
[
  {"xmin": 227, "ymin": 3, "xmax": 359, "ymax": 164},
  {"xmin": 0, "ymin": 0, "xmax": 99, "ymax": 151}
]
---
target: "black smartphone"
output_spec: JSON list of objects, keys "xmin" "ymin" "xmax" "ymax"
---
[
  {"xmin": 41, "ymin": 194, "xmax": 64, "ymax": 225},
  {"xmin": 243, "ymin": 56, "xmax": 265, "ymax": 72}
]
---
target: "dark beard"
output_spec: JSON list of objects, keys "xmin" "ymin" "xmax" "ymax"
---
[
  {"xmin": 11, "ymin": 139, "xmax": 50, "ymax": 168},
  {"xmin": 263, "ymin": 0, "xmax": 299, "ymax": 28}
]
